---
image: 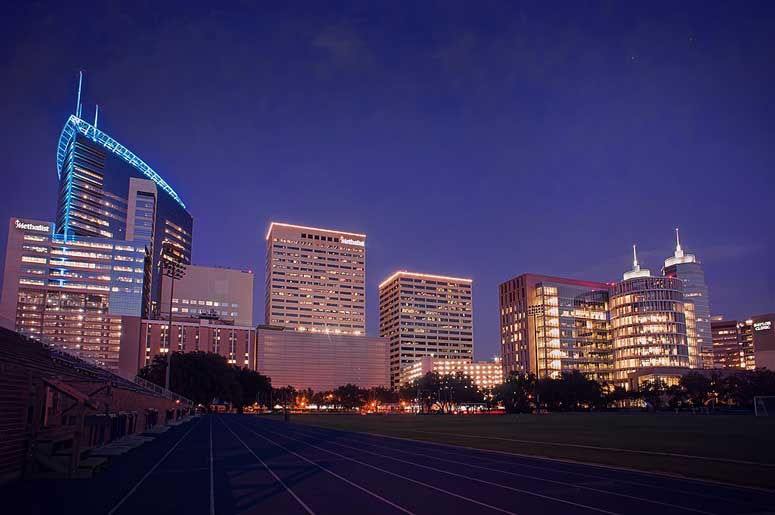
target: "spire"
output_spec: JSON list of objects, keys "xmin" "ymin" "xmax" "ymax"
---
[
  {"xmin": 674, "ymin": 227, "xmax": 684, "ymax": 258},
  {"xmin": 632, "ymin": 244, "xmax": 639, "ymax": 270},
  {"xmin": 93, "ymin": 104, "xmax": 99, "ymax": 139},
  {"xmin": 75, "ymin": 71, "xmax": 83, "ymax": 118},
  {"xmin": 623, "ymin": 243, "xmax": 651, "ymax": 280}
]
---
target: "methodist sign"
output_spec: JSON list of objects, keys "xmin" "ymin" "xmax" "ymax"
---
[
  {"xmin": 15, "ymin": 219, "xmax": 50, "ymax": 233},
  {"xmin": 340, "ymin": 237, "xmax": 365, "ymax": 247}
]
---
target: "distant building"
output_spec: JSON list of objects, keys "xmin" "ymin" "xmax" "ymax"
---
[
  {"xmin": 498, "ymin": 274, "xmax": 611, "ymax": 381},
  {"xmin": 610, "ymin": 246, "xmax": 689, "ymax": 388},
  {"xmin": 379, "ymin": 271, "xmax": 473, "ymax": 387},
  {"xmin": 711, "ymin": 314, "xmax": 775, "ymax": 371},
  {"xmin": 255, "ymin": 326, "xmax": 389, "ymax": 391},
  {"xmin": 662, "ymin": 229, "xmax": 713, "ymax": 368},
  {"xmin": 398, "ymin": 356, "xmax": 503, "ymax": 389},
  {"xmin": 0, "ymin": 218, "xmax": 147, "ymax": 370},
  {"xmin": 264, "ymin": 222, "xmax": 365, "ymax": 334},
  {"xmin": 161, "ymin": 264, "xmax": 254, "ymax": 327},
  {"xmin": 118, "ymin": 317, "xmax": 256, "ymax": 378}
]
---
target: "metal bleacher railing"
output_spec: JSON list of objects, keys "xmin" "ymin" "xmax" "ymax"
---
[{"xmin": 1, "ymin": 316, "xmax": 193, "ymax": 406}]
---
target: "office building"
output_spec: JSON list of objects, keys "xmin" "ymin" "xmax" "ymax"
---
[
  {"xmin": 265, "ymin": 222, "xmax": 365, "ymax": 334},
  {"xmin": 255, "ymin": 326, "xmax": 389, "ymax": 391},
  {"xmin": 663, "ymin": 229, "xmax": 713, "ymax": 368},
  {"xmin": 379, "ymin": 271, "xmax": 473, "ymax": 387},
  {"xmin": 160, "ymin": 264, "xmax": 254, "ymax": 327},
  {"xmin": 398, "ymin": 356, "xmax": 503, "ymax": 389},
  {"xmin": 610, "ymin": 246, "xmax": 689, "ymax": 388},
  {"xmin": 499, "ymin": 274, "xmax": 611, "ymax": 381},
  {"xmin": 711, "ymin": 314, "xmax": 775, "ymax": 371},
  {"xmin": 118, "ymin": 317, "xmax": 256, "ymax": 377},
  {"xmin": 55, "ymin": 80, "xmax": 193, "ymax": 315},
  {"xmin": 0, "ymin": 218, "xmax": 147, "ymax": 370}
]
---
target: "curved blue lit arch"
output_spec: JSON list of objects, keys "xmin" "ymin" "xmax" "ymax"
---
[{"xmin": 56, "ymin": 115, "xmax": 186, "ymax": 209}]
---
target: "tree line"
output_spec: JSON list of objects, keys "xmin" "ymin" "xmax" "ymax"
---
[{"xmin": 140, "ymin": 351, "xmax": 775, "ymax": 413}]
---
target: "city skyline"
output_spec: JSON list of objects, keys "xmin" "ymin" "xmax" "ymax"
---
[{"xmin": 2, "ymin": 3, "xmax": 774, "ymax": 361}]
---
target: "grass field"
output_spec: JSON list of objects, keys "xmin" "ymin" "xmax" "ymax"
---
[{"xmin": 288, "ymin": 412, "xmax": 775, "ymax": 489}]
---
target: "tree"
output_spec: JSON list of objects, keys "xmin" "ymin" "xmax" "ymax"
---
[
  {"xmin": 679, "ymin": 372, "xmax": 711, "ymax": 407},
  {"xmin": 638, "ymin": 379, "xmax": 668, "ymax": 410},
  {"xmin": 334, "ymin": 384, "xmax": 366, "ymax": 410},
  {"xmin": 493, "ymin": 372, "xmax": 536, "ymax": 413}
]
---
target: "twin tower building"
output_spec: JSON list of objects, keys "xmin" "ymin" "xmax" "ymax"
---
[{"xmin": 1, "ymin": 76, "xmax": 714, "ymax": 392}]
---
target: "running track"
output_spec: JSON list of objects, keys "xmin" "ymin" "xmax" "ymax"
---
[{"xmin": 6, "ymin": 415, "xmax": 774, "ymax": 515}]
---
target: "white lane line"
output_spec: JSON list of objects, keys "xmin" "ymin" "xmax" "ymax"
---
[
  {"xmin": 289, "ymin": 424, "xmax": 717, "ymax": 515},
  {"xmin": 210, "ymin": 416, "xmax": 215, "ymax": 515},
  {"xmin": 267, "ymin": 423, "xmax": 621, "ymax": 515},
  {"xmin": 234, "ymin": 421, "xmax": 416, "ymax": 515},
  {"xmin": 240, "ymin": 421, "xmax": 517, "ymax": 515},
  {"xmin": 303, "ymin": 423, "xmax": 775, "ymax": 504},
  {"xmin": 108, "ymin": 418, "xmax": 201, "ymax": 515},
  {"xmin": 407, "ymin": 429, "xmax": 774, "ymax": 468},
  {"xmin": 219, "ymin": 417, "xmax": 315, "ymax": 515}
]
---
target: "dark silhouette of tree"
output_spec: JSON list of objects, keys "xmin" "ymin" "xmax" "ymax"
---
[{"xmin": 493, "ymin": 372, "xmax": 536, "ymax": 413}]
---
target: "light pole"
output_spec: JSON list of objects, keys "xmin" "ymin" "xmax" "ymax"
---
[{"xmin": 161, "ymin": 241, "xmax": 186, "ymax": 391}]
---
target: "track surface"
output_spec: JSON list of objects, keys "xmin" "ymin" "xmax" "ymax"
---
[{"xmin": 5, "ymin": 415, "xmax": 774, "ymax": 515}]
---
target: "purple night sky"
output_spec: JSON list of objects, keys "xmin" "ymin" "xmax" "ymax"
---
[{"xmin": 2, "ymin": 2, "xmax": 773, "ymax": 360}]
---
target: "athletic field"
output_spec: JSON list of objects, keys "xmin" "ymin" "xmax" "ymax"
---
[{"xmin": 291, "ymin": 412, "xmax": 775, "ymax": 489}]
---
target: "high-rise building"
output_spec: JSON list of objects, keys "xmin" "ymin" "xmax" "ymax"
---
[
  {"xmin": 255, "ymin": 326, "xmax": 389, "ymax": 391},
  {"xmin": 160, "ymin": 264, "xmax": 254, "ymax": 327},
  {"xmin": 0, "ymin": 218, "xmax": 147, "ymax": 370},
  {"xmin": 379, "ymin": 271, "xmax": 473, "ymax": 387},
  {"xmin": 711, "ymin": 314, "xmax": 775, "ymax": 371},
  {"xmin": 398, "ymin": 356, "xmax": 503, "ymax": 389},
  {"xmin": 499, "ymin": 274, "xmax": 611, "ymax": 381},
  {"xmin": 662, "ymin": 229, "xmax": 713, "ymax": 368},
  {"xmin": 264, "ymin": 222, "xmax": 366, "ymax": 334},
  {"xmin": 55, "ymin": 78, "xmax": 193, "ymax": 315},
  {"xmin": 610, "ymin": 246, "xmax": 689, "ymax": 388}
]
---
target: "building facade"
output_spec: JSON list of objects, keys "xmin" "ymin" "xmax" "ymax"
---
[
  {"xmin": 255, "ymin": 326, "xmax": 389, "ymax": 391},
  {"xmin": 0, "ymin": 218, "xmax": 147, "ymax": 370},
  {"xmin": 118, "ymin": 317, "xmax": 256, "ymax": 377},
  {"xmin": 55, "ymin": 110, "xmax": 193, "ymax": 316},
  {"xmin": 610, "ymin": 247, "xmax": 689, "ymax": 388},
  {"xmin": 398, "ymin": 356, "xmax": 503, "ymax": 389},
  {"xmin": 499, "ymin": 274, "xmax": 611, "ymax": 381},
  {"xmin": 265, "ymin": 223, "xmax": 366, "ymax": 334},
  {"xmin": 379, "ymin": 271, "xmax": 473, "ymax": 387},
  {"xmin": 662, "ymin": 229, "xmax": 713, "ymax": 368},
  {"xmin": 711, "ymin": 314, "xmax": 775, "ymax": 371},
  {"xmin": 161, "ymin": 264, "xmax": 254, "ymax": 327}
]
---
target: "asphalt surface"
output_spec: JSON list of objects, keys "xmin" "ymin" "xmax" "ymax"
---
[{"xmin": 5, "ymin": 414, "xmax": 774, "ymax": 515}]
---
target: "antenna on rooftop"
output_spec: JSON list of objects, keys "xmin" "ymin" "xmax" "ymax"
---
[
  {"xmin": 93, "ymin": 104, "xmax": 99, "ymax": 139},
  {"xmin": 76, "ymin": 71, "xmax": 83, "ymax": 118}
]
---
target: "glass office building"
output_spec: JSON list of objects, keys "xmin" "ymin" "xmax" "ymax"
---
[
  {"xmin": 610, "ymin": 247, "xmax": 689, "ymax": 387},
  {"xmin": 499, "ymin": 274, "xmax": 611, "ymax": 381},
  {"xmin": 55, "ymin": 113, "xmax": 193, "ymax": 315},
  {"xmin": 663, "ymin": 229, "xmax": 713, "ymax": 368}
]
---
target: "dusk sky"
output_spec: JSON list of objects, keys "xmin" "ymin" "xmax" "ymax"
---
[{"xmin": 2, "ymin": 1, "xmax": 774, "ymax": 360}]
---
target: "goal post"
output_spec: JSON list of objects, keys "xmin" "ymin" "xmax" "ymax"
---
[{"xmin": 753, "ymin": 396, "xmax": 775, "ymax": 416}]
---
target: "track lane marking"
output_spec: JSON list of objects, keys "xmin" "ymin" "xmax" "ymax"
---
[
  {"xmin": 293, "ymin": 420, "xmax": 775, "ymax": 506},
  {"xmin": 241, "ymin": 420, "xmax": 525, "ymax": 515},
  {"xmin": 257, "ymin": 421, "xmax": 620, "ymax": 515},
  {"xmin": 219, "ymin": 417, "xmax": 315, "ymax": 515},
  {"xmin": 232, "ymin": 418, "xmax": 416, "ymax": 515},
  {"xmin": 108, "ymin": 417, "xmax": 202, "ymax": 515},
  {"xmin": 287, "ymin": 423, "xmax": 718, "ymax": 515}
]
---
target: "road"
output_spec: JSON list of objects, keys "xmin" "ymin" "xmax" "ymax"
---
[{"xmin": 6, "ymin": 415, "xmax": 774, "ymax": 514}]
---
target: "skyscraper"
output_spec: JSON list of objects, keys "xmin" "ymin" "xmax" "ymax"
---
[
  {"xmin": 379, "ymin": 271, "xmax": 473, "ymax": 387},
  {"xmin": 499, "ymin": 274, "xmax": 612, "ymax": 381},
  {"xmin": 55, "ymin": 74, "xmax": 193, "ymax": 315},
  {"xmin": 662, "ymin": 229, "xmax": 713, "ymax": 368},
  {"xmin": 610, "ymin": 245, "xmax": 690, "ymax": 388},
  {"xmin": 264, "ymin": 222, "xmax": 366, "ymax": 334}
]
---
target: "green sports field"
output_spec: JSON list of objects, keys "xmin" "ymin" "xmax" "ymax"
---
[{"xmin": 289, "ymin": 412, "xmax": 775, "ymax": 489}]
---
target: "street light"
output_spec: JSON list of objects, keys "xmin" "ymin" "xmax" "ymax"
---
[{"xmin": 161, "ymin": 241, "xmax": 186, "ymax": 391}]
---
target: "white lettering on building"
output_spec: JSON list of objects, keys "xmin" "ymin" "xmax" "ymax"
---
[
  {"xmin": 754, "ymin": 321, "xmax": 772, "ymax": 332},
  {"xmin": 340, "ymin": 237, "xmax": 365, "ymax": 247},
  {"xmin": 15, "ymin": 219, "xmax": 50, "ymax": 233}
]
